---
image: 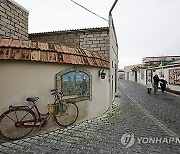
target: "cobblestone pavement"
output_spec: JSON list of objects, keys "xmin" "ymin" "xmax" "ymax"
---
[
  {"xmin": 120, "ymin": 80, "xmax": 180, "ymax": 137},
  {"xmin": 0, "ymin": 80, "xmax": 180, "ymax": 154}
]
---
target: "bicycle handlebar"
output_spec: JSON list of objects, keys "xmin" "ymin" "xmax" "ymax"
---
[
  {"xmin": 50, "ymin": 89, "xmax": 56, "ymax": 92},
  {"xmin": 50, "ymin": 89, "xmax": 63, "ymax": 96}
]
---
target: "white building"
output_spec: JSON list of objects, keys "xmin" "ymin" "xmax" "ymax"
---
[
  {"xmin": 125, "ymin": 61, "xmax": 180, "ymax": 93},
  {"xmin": 0, "ymin": 0, "xmax": 119, "ymax": 131}
]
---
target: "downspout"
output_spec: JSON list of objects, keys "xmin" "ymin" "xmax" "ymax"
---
[{"xmin": 109, "ymin": 0, "xmax": 119, "ymax": 16}]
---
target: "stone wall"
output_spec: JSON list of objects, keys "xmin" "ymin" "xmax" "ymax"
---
[
  {"xmin": 0, "ymin": 0, "xmax": 29, "ymax": 40},
  {"xmin": 29, "ymin": 27, "xmax": 109, "ymax": 58}
]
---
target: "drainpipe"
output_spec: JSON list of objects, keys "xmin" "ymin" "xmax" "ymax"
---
[
  {"xmin": 108, "ymin": 0, "xmax": 119, "ymax": 114},
  {"xmin": 109, "ymin": 0, "xmax": 119, "ymax": 16}
]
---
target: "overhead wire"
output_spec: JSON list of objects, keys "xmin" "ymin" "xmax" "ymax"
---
[{"xmin": 69, "ymin": 0, "xmax": 108, "ymax": 22}]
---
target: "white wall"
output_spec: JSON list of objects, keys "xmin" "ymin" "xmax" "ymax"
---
[
  {"xmin": 0, "ymin": 60, "xmax": 110, "ymax": 123},
  {"xmin": 125, "ymin": 71, "xmax": 135, "ymax": 81},
  {"xmin": 138, "ymin": 70, "xmax": 146, "ymax": 85},
  {"xmin": 125, "ymin": 64, "xmax": 180, "ymax": 92},
  {"xmin": 109, "ymin": 15, "xmax": 119, "ymax": 102}
]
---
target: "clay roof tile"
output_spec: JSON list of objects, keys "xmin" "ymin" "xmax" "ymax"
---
[
  {"xmin": 38, "ymin": 42, "xmax": 48, "ymax": 50},
  {"xmin": 57, "ymin": 52, "xmax": 63, "ymax": 63},
  {"xmin": 0, "ymin": 38, "xmax": 12, "ymax": 47},
  {"xmin": 76, "ymin": 55, "xmax": 83, "ymax": 64},
  {"xmin": 82, "ymin": 56, "xmax": 89, "ymax": 65},
  {"xmin": 21, "ymin": 40, "xmax": 31, "ymax": 48},
  {"xmin": 61, "ymin": 46, "xmax": 69, "ymax": 54},
  {"xmin": 71, "ymin": 47, "xmax": 77, "ymax": 55},
  {"xmin": 67, "ymin": 47, "xmax": 74, "ymax": 55},
  {"xmin": 70, "ymin": 55, "xmax": 76, "ymax": 64},
  {"xmin": 55, "ymin": 44, "xmax": 63, "ymax": 53},
  {"xmin": 87, "ymin": 57, "xmax": 94, "ymax": 66},
  {"xmin": 49, "ymin": 52, "xmax": 57, "ymax": 63},
  {"xmin": 0, "ymin": 38, "xmax": 109, "ymax": 68},
  {"xmin": 48, "ymin": 43, "xmax": 56, "ymax": 51},
  {"xmin": 84, "ymin": 49, "xmax": 92, "ymax": 57},
  {"xmin": 10, "ymin": 39, "xmax": 21, "ymax": 48},
  {"xmin": 63, "ymin": 54, "xmax": 71, "ymax": 64},
  {"xmin": 8, "ymin": 48, "xmax": 21, "ymax": 60},
  {"xmin": 21, "ymin": 49, "xmax": 31, "ymax": 60},
  {"xmin": 31, "ymin": 41, "xmax": 38, "ymax": 49}
]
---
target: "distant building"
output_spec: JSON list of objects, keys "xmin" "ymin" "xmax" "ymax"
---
[
  {"xmin": 142, "ymin": 56, "xmax": 180, "ymax": 67},
  {"xmin": 118, "ymin": 69, "xmax": 125, "ymax": 79},
  {"xmin": 124, "ymin": 64, "xmax": 144, "ymax": 82},
  {"xmin": 124, "ymin": 56, "xmax": 180, "ymax": 93}
]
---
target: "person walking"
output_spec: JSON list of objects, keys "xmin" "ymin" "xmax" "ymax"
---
[
  {"xmin": 153, "ymin": 74, "xmax": 159, "ymax": 95},
  {"xmin": 159, "ymin": 75, "xmax": 167, "ymax": 93},
  {"xmin": 146, "ymin": 79, "xmax": 153, "ymax": 94}
]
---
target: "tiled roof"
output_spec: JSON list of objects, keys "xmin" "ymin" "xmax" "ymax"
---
[
  {"xmin": 0, "ymin": 38, "xmax": 109, "ymax": 68},
  {"xmin": 29, "ymin": 27, "xmax": 109, "ymax": 35}
]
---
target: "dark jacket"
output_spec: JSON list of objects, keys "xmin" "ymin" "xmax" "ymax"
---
[
  {"xmin": 160, "ymin": 78, "xmax": 167, "ymax": 85},
  {"xmin": 153, "ymin": 75, "xmax": 159, "ymax": 86}
]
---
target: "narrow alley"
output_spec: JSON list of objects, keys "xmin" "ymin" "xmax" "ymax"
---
[{"xmin": 0, "ymin": 80, "xmax": 179, "ymax": 154}]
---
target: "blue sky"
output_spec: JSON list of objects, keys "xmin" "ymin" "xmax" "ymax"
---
[{"xmin": 14, "ymin": 0, "xmax": 180, "ymax": 69}]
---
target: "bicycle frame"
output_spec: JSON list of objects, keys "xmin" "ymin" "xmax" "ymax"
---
[
  {"xmin": 9, "ymin": 103, "xmax": 49, "ymax": 127},
  {"xmin": 6, "ymin": 90, "xmax": 63, "ymax": 128},
  {"xmin": 0, "ymin": 89, "xmax": 79, "ymax": 141}
]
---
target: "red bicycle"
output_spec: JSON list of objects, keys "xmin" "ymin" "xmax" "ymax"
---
[{"xmin": 0, "ymin": 89, "xmax": 78, "ymax": 141}]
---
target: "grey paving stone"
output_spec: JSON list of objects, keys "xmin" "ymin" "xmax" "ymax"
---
[{"xmin": 0, "ymin": 146, "xmax": 10, "ymax": 154}]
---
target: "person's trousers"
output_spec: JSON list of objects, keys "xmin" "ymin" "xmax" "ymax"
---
[
  {"xmin": 147, "ymin": 88, "xmax": 152, "ymax": 94},
  {"xmin": 160, "ymin": 84, "xmax": 166, "ymax": 92},
  {"xmin": 154, "ymin": 84, "xmax": 158, "ymax": 94}
]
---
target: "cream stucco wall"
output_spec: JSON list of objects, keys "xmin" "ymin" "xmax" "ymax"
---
[
  {"xmin": 109, "ymin": 15, "xmax": 118, "ymax": 103},
  {"xmin": 0, "ymin": 60, "xmax": 110, "ymax": 124}
]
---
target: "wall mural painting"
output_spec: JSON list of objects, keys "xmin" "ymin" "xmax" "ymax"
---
[
  {"xmin": 56, "ymin": 68, "xmax": 92, "ymax": 102},
  {"xmin": 169, "ymin": 69, "xmax": 180, "ymax": 85}
]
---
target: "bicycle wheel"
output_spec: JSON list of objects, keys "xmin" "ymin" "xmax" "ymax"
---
[
  {"xmin": 0, "ymin": 108, "xmax": 36, "ymax": 141},
  {"xmin": 54, "ymin": 102, "xmax": 78, "ymax": 127}
]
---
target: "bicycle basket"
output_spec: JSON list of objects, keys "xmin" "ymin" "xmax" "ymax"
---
[{"xmin": 48, "ymin": 103, "xmax": 59, "ymax": 115}]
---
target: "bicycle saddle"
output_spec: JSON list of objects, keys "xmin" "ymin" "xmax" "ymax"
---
[{"xmin": 26, "ymin": 97, "xmax": 39, "ymax": 102}]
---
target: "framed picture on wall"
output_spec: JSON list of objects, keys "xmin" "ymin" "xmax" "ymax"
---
[
  {"xmin": 56, "ymin": 67, "xmax": 92, "ymax": 102},
  {"xmin": 169, "ymin": 69, "xmax": 180, "ymax": 85}
]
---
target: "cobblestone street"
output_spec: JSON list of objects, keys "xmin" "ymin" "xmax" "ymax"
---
[{"xmin": 0, "ymin": 80, "xmax": 180, "ymax": 154}]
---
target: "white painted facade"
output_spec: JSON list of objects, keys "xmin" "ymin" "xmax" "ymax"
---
[
  {"xmin": 109, "ymin": 15, "xmax": 119, "ymax": 103},
  {"xmin": 124, "ymin": 64, "xmax": 180, "ymax": 92}
]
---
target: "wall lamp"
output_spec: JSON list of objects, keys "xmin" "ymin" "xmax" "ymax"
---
[{"xmin": 98, "ymin": 68, "xmax": 106, "ymax": 79}]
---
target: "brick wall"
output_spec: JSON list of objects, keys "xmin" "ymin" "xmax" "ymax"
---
[
  {"xmin": 29, "ymin": 27, "xmax": 109, "ymax": 58},
  {"xmin": 0, "ymin": 0, "xmax": 29, "ymax": 40}
]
